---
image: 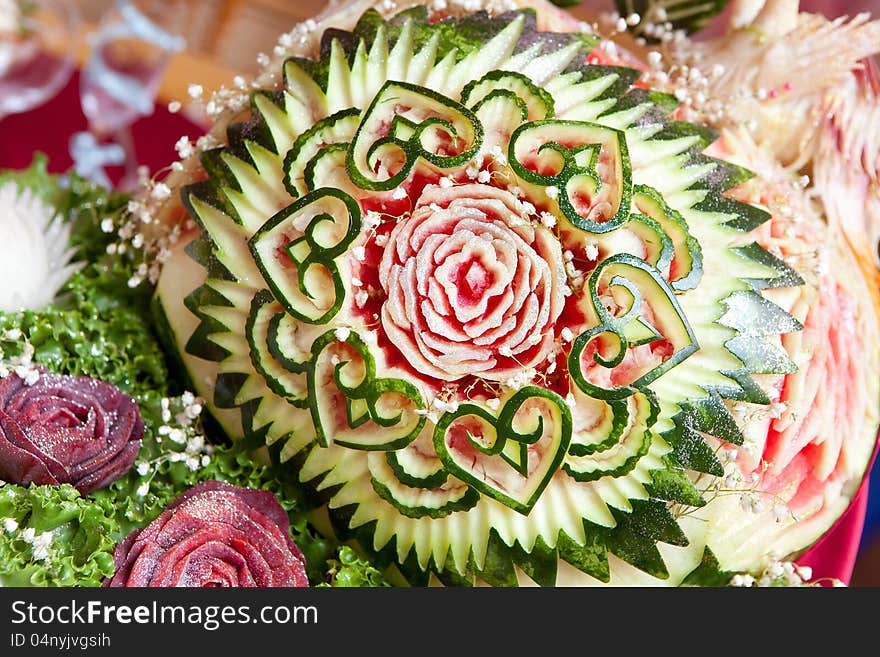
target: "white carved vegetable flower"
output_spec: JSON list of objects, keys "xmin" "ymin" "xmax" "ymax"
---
[
  {"xmin": 0, "ymin": 182, "xmax": 81, "ymax": 312},
  {"xmin": 379, "ymin": 183, "xmax": 566, "ymax": 382}
]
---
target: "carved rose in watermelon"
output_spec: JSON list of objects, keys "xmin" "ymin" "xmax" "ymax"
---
[
  {"xmin": 149, "ymin": 0, "xmax": 880, "ymax": 585},
  {"xmin": 379, "ymin": 184, "xmax": 565, "ymax": 382}
]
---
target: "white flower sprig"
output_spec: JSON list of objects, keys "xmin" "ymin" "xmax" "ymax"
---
[
  {"xmin": 131, "ymin": 391, "xmax": 214, "ymax": 498},
  {"xmin": 730, "ymin": 558, "xmax": 842, "ymax": 587},
  {"xmin": 0, "ymin": 328, "xmax": 40, "ymax": 384}
]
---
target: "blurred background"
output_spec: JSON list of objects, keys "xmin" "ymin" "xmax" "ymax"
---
[
  {"xmin": 75, "ymin": 0, "xmax": 326, "ymax": 78},
  {"xmin": 70, "ymin": 0, "xmax": 880, "ymax": 81},
  {"xmin": 1, "ymin": 0, "xmax": 878, "ymax": 583}
]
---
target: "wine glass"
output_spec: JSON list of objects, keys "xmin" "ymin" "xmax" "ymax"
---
[
  {"xmin": 75, "ymin": 0, "xmax": 190, "ymax": 190},
  {"xmin": 0, "ymin": 0, "xmax": 79, "ymax": 120}
]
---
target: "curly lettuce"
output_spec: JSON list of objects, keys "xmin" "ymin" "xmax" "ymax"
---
[
  {"xmin": 0, "ymin": 483, "xmax": 117, "ymax": 586},
  {"xmin": 322, "ymin": 546, "xmax": 391, "ymax": 587}
]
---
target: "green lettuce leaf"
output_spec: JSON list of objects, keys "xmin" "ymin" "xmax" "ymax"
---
[
  {"xmin": 321, "ymin": 546, "xmax": 391, "ymax": 587},
  {"xmin": 0, "ymin": 483, "xmax": 117, "ymax": 587}
]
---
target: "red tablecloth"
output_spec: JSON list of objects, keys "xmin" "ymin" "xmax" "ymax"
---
[
  {"xmin": 0, "ymin": 70, "xmax": 205, "ymax": 181},
  {"xmin": 800, "ymin": 478, "xmax": 869, "ymax": 584},
  {"xmin": 0, "ymin": 68, "xmax": 872, "ymax": 587}
]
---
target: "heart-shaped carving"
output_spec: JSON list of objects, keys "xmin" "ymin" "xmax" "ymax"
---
[
  {"xmin": 308, "ymin": 330, "xmax": 425, "ymax": 450},
  {"xmin": 249, "ymin": 188, "xmax": 361, "ymax": 325},
  {"xmin": 433, "ymin": 387, "xmax": 571, "ymax": 515},
  {"xmin": 568, "ymin": 253, "xmax": 699, "ymax": 400}
]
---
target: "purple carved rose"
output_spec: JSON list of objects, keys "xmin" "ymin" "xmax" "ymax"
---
[
  {"xmin": 0, "ymin": 366, "xmax": 144, "ymax": 494},
  {"xmin": 105, "ymin": 480, "xmax": 309, "ymax": 587}
]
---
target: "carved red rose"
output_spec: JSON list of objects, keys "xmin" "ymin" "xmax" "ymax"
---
[
  {"xmin": 379, "ymin": 183, "xmax": 566, "ymax": 381},
  {"xmin": 0, "ymin": 366, "xmax": 144, "ymax": 494},
  {"xmin": 105, "ymin": 480, "xmax": 309, "ymax": 587}
]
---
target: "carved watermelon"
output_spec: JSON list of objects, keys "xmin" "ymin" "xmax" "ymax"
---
[{"xmin": 152, "ymin": 0, "xmax": 880, "ymax": 585}]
